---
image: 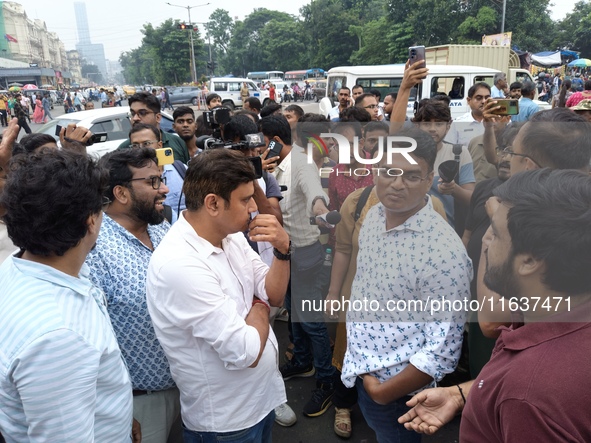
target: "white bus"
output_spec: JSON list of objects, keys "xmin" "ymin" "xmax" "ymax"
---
[{"xmin": 246, "ymin": 71, "xmax": 284, "ymax": 82}]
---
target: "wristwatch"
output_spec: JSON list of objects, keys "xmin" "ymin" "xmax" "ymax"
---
[{"xmin": 273, "ymin": 241, "xmax": 292, "ymax": 261}]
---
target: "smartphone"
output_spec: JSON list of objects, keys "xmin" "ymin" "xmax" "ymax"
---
[
  {"xmin": 267, "ymin": 140, "xmax": 283, "ymax": 158},
  {"xmin": 156, "ymin": 147, "xmax": 174, "ymax": 165},
  {"xmin": 55, "ymin": 124, "xmax": 62, "ymax": 137},
  {"xmin": 490, "ymin": 99, "xmax": 519, "ymax": 116},
  {"xmin": 248, "ymin": 156, "xmax": 263, "ymax": 179},
  {"xmin": 409, "ymin": 45, "xmax": 426, "ymax": 69}
]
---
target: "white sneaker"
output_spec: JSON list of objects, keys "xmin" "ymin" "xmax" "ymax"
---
[
  {"xmin": 274, "ymin": 402, "xmax": 297, "ymax": 427},
  {"xmin": 275, "ymin": 308, "xmax": 289, "ymax": 322}
]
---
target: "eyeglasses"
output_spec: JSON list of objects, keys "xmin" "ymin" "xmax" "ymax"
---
[
  {"xmin": 496, "ymin": 147, "xmax": 540, "ymax": 166},
  {"xmin": 128, "ymin": 175, "xmax": 167, "ymax": 189},
  {"xmin": 128, "ymin": 109, "xmax": 157, "ymax": 118},
  {"xmin": 364, "ymin": 104, "xmax": 378, "ymax": 110},
  {"xmin": 375, "ymin": 168, "xmax": 431, "ymax": 186},
  {"xmin": 102, "ymin": 196, "xmax": 112, "ymax": 211},
  {"xmin": 130, "ymin": 140, "xmax": 158, "ymax": 149}
]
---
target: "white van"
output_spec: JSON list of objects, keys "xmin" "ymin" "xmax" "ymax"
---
[
  {"xmin": 208, "ymin": 77, "xmax": 270, "ymax": 110},
  {"xmin": 326, "ymin": 64, "xmax": 504, "ymax": 119}
]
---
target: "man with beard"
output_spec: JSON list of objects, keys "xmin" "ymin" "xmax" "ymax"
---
[
  {"xmin": 172, "ymin": 106, "xmax": 200, "ymax": 159},
  {"xmin": 129, "ymin": 123, "xmax": 186, "ymax": 223},
  {"xmin": 328, "ymin": 87, "xmax": 352, "ymax": 121},
  {"xmin": 399, "ymin": 169, "xmax": 591, "ymax": 442},
  {"xmin": 461, "ymin": 124, "xmax": 519, "ymax": 377},
  {"xmin": 86, "ymin": 148, "xmax": 183, "ymax": 443}
]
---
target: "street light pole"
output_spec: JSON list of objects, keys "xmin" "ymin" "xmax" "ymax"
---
[
  {"xmin": 501, "ymin": 0, "xmax": 507, "ymax": 33},
  {"xmin": 166, "ymin": 2, "xmax": 210, "ymax": 83}
]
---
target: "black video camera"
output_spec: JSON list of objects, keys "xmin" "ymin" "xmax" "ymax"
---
[{"xmin": 203, "ymin": 107, "xmax": 231, "ymax": 129}]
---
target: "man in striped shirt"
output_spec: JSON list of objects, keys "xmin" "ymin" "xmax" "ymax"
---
[{"xmin": 0, "ymin": 150, "xmax": 136, "ymax": 442}]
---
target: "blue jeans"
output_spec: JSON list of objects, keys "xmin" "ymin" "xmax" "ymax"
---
[
  {"xmin": 356, "ymin": 377, "xmax": 421, "ymax": 443},
  {"xmin": 287, "ymin": 264, "xmax": 335, "ymax": 383},
  {"xmin": 182, "ymin": 410, "xmax": 274, "ymax": 443}
]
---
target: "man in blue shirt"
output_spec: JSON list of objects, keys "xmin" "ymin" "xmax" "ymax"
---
[
  {"xmin": 86, "ymin": 148, "xmax": 183, "ymax": 443},
  {"xmin": 0, "ymin": 150, "xmax": 135, "ymax": 442},
  {"xmin": 511, "ymin": 81, "xmax": 540, "ymax": 123},
  {"xmin": 490, "ymin": 72, "xmax": 508, "ymax": 98}
]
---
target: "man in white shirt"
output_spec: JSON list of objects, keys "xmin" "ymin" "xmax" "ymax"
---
[
  {"xmin": 342, "ymin": 127, "xmax": 472, "ymax": 443},
  {"xmin": 447, "ymin": 82, "xmax": 491, "ymax": 146},
  {"xmin": 260, "ymin": 115, "xmax": 337, "ymax": 418},
  {"xmin": 329, "ymin": 87, "xmax": 352, "ymax": 120},
  {"xmin": 146, "ymin": 149, "xmax": 291, "ymax": 441}
]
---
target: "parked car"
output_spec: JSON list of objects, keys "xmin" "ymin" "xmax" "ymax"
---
[
  {"xmin": 168, "ymin": 86, "xmax": 202, "ymax": 105},
  {"xmin": 208, "ymin": 77, "xmax": 270, "ymax": 109},
  {"xmin": 35, "ymin": 106, "xmax": 177, "ymax": 158}
]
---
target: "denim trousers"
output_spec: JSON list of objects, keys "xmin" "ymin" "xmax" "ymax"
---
[
  {"xmin": 182, "ymin": 410, "xmax": 275, "ymax": 443},
  {"xmin": 286, "ymin": 263, "xmax": 335, "ymax": 383},
  {"xmin": 356, "ymin": 377, "xmax": 421, "ymax": 443}
]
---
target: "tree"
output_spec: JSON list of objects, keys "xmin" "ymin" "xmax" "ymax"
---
[
  {"xmin": 81, "ymin": 63, "xmax": 104, "ymax": 84},
  {"xmin": 207, "ymin": 9, "xmax": 234, "ymax": 54},
  {"xmin": 300, "ymin": 0, "xmax": 358, "ymax": 68},
  {"xmin": 259, "ymin": 19, "xmax": 307, "ymax": 70},
  {"xmin": 552, "ymin": 1, "xmax": 591, "ymax": 54},
  {"xmin": 120, "ymin": 19, "xmax": 204, "ymax": 85},
  {"xmin": 456, "ymin": 6, "xmax": 498, "ymax": 44},
  {"xmin": 225, "ymin": 9, "xmax": 298, "ymax": 75}
]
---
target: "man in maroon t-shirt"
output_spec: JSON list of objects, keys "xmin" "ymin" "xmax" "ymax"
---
[{"xmin": 397, "ymin": 168, "xmax": 591, "ymax": 442}]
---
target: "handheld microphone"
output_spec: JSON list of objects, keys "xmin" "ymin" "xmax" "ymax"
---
[{"xmin": 309, "ymin": 210, "xmax": 342, "ymax": 227}]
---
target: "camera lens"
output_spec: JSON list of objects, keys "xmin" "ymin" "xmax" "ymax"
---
[{"xmin": 165, "ymin": 150, "xmax": 172, "ymax": 156}]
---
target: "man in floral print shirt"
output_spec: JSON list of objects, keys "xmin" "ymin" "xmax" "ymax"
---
[{"xmin": 342, "ymin": 127, "xmax": 472, "ymax": 443}]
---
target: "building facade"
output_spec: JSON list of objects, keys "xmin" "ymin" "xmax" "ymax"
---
[{"xmin": 0, "ymin": 1, "xmax": 74, "ymax": 87}]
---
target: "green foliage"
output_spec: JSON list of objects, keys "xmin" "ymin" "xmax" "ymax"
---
[
  {"xmin": 552, "ymin": 1, "xmax": 591, "ymax": 54},
  {"xmin": 119, "ymin": 0, "xmax": 568, "ymax": 81},
  {"xmin": 120, "ymin": 19, "xmax": 204, "ymax": 85},
  {"xmin": 300, "ymin": 0, "xmax": 359, "ymax": 67},
  {"xmin": 81, "ymin": 63, "xmax": 104, "ymax": 84},
  {"xmin": 456, "ymin": 6, "xmax": 498, "ymax": 43},
  {"xmin": 349, "ymin": 17, "xmax": 397, "ymax": 65}
]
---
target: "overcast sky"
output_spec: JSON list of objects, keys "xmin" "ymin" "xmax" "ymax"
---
[{"xmin": 15, "ymin": 0, "xmax": 579, "ymax": 61}]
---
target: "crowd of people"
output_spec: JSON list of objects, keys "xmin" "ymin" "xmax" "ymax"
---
[{"xmin": 0, "ymin": 58, "xmax": 590, "ymax": 443}]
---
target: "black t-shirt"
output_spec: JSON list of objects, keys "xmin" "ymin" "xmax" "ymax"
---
[{"xmin": 465, "ymin": 177, "xmax": 504, "ymax": 294}]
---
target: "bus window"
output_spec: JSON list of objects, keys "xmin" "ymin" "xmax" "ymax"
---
[
  {"xmin": 429, "ymin": 76, "xmax": 465, "ymax": 99},
  {"xmin": 356, "ymin": 77, "xmax": 415, "ymax": 101}
]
